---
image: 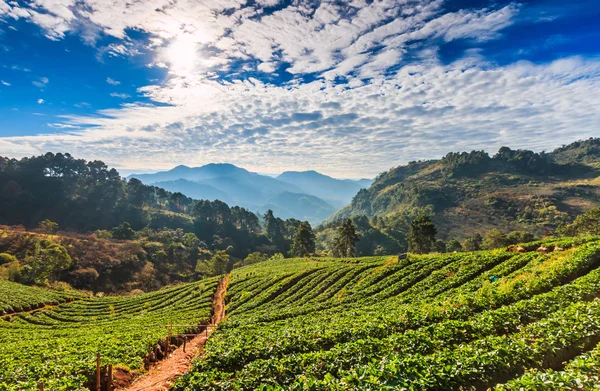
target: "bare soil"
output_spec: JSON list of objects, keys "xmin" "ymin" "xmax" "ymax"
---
[{"xmin": 118, "ymin": 275, "xmax": 229, "ymax": 391}]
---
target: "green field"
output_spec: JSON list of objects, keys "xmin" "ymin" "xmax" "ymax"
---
[
  {"xmin": 3, "ymin": 237, "xmax": 600, "ymax": 390},
  {"xmin": 172, "ymin": 236, "xmax": 600, "ymax": 390},
  {"xmin": 0, "ymin": 277, "xmax": 220, "ymax": 390}
]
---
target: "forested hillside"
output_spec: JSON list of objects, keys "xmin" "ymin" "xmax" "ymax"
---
[
  {"xmin": 0, "ymin": 153, "xmax": 312, "ymax": 292},
  {"xmin": 326, "ymin": 138, "xmax": 600, "ymax": 250}
]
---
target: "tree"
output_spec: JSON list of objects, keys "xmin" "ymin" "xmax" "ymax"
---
[
  {"xmin": 560, "ymin": 207, "xmax": 600, "ymax": 236},
  {"xmin": 243, "ymin": 252, "xmax": 268, "ymax": 266},
  {"xmin": 482, "ymin": 229, "xmax": 509, "ymax": 250},
  {"xmin": 290, "ymin": 221, "xmax": 315, "ymax": 257},
  {"xmin": 407, "ymin": 215, "xmax": 437, "ymax": 254},
  {"xmin": 433, "ymin": 239, "xmax": 446, "ymax": 253},
  {"xmin": 506, "ymin": 231, "xmax": 535, "ymax": 244},
  {"xmin": 112, "ymin": 222, "xmax": 135, "ymax": 240},
  {"xmin": 263, "ymin": 210, "xmax": 288, "ymax": 252},
  {"xmin": 332, "ymin": 219, "xmax": 360, "ymax": 257},
  {"xmin": 37, "ymin": 219, "xmax": 58, "ymax": 234},
  {"xmin": 209, "ymin": 250, "xmax": 230, "ymax": 275},
  {"xmin": 446, "ymin": 239, "xmax": 463, "ymax": 252},
  {"xmin": 22, "ymin": 240, "xmax": 72, "ymax": 285},
  {"xmin": 463, "ymin": 233, "xmax": 483, "ymax": 251}
]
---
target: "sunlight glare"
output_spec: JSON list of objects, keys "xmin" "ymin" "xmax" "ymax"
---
[{"xmin": 166, "ymin": 33, "xmax": 198, "ymax": 77}]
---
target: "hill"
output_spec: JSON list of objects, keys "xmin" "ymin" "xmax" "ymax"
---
[
  {"xmin": 171, "ymin": 236, "xmax": 600, "ymax": 390},
  {"xmin": 326, "ymin": 138, "xmax": 600, "ymax": 245},
  {"xmin": 130, "ymin": 164, "xmax": 371, "ymax": 224}
]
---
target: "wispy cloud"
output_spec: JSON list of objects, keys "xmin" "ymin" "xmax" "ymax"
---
[
  {"xmin": 32, "ymin": 77, "xmax": 49, "ymax": 88},
  {"xmin": 106, "ymin": 77, "xmax": 120, "ymax": 85},
  {"xmin": 110, "ymin": 92, "xmax": 131, "ymax": 99},
  {"xmin": 0, "ymin": 80, "xmax": 10, "ymax": 86},
  {"xmin": 1, "ymin": 56, "xmax": 598, "ymax": 177}
]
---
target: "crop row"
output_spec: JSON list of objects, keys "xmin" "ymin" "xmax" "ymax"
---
[{"xmin": 0, "ymin": 277, "xmax": 220, "ymax": 390}]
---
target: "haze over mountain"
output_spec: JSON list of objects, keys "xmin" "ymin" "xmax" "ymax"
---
[{"xmin": 129, "ymin": 164, "xmax": 370, "ymax": 224}]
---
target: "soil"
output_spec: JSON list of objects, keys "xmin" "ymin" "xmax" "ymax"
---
[{"xmin": 118, "ymin": 274, "xmax": 229, "ymax": 391}]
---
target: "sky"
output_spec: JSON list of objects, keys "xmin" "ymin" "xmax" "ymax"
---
[{"xmin": 0, "ymin": 0, "xmax": 599, "ymax": 178}]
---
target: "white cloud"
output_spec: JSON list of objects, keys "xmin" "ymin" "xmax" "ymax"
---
[
  {"xmin": 106, "ymin": 77, "xmax": 120, "ymax": 85},
  {"xmin": 2, "ymin": 1, "xmax": 598, "ymax": 177},
  {"xmin": 32, "ymin": 77, "xmax": 49, "ymax": 88},
  {"xmin": 2, "ymin": 56, "xmax": 599, "ymax": 178},
  {"xmin": 1, "ymin": 80, "xmax": 10, "ymax": 86},
  {"xmin": 37, "ymin": 98, "xmax": 44, "ymax": 104},
  {"xmin": 110, "ymin": 92, "xmax": 131, "ymax": 99}
]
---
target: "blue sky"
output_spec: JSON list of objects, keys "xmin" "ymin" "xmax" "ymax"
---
[{"xmin": 0, "ymin": 0, "xmax": 599, "ymax": 177}]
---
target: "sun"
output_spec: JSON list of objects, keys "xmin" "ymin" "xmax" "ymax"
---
[{"xmin": 166, "ymin": 33, "xmax": 198, "ymax": 77}]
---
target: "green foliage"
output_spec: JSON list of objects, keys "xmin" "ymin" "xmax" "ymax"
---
[
  {"xmin": 290, "ymin": 221, "xmax": 315, "ymax": 257},
  {"xmin": 408, "ymin": 215, "xmax": 437, "ymax": 254},
  {"xmin": 463, "ymin": 233, "xmax": 483, "ymax": 251},
  {"xmin": 37, "ymin": 219, "xmax": 58, "ymax": 234},
  {"xmin": 506, "ymin": 230, "xmax": 535, "ymax": 244},
  {"xmin": 441, "ymin": 150, "xmax": 490, "ymax": 177},
  {"xmin": 482, "ymin": 228, "xmax": 509, "ymax": 250},
  {"xmin": 172, "ymin": 237, "xmax": 600, "ymax": 391},
  {"xmin": 111, "ymin": 222, "xmax": 135, "ymax": 240},
  {"xmin": 433, "ymin": 239, "xmax": 446, "ymax": 253},
  {"xmin": 94, "ymin": 229, "xmax": 113, "ymax": 239},
  {"xmin": 243, "ymin": 252, "xmax": 269, "ymax": 266},
  {"xmin": 0, "ymin": 277, "xmax": 220, "ymax": 389},
  {"xmin": 560, "ymin": 207, "xmax": 600, "ymax": 236},
  {"xmin": 446, "ymin": 239, "xmax": 463, "ymax": 252},
  {"xmin": 21, "ymin": 240, "xmax": 72, "ymax": 285},
  {"xmin": 327, "ymin": 139, "xmax": 600, "ymax": 247},
  {"xmin": 332, "ymin": 219, "xmax": 360, "ymax": 257},
  {"xmin": 0, "ymin": 253, "xmax": 18, "ymax": 265}
]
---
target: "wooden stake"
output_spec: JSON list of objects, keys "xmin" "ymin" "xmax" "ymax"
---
[
  {"xmin": 96, "ymin": 352, "xmax": 101, "ymax": 391},
  {"xmin": 107, "ymin": 364, "xmax": 113, "ymax": 391},
  {"xmin": 183, "ymin": 336, "xmax": 187, "ymax": 353},
  {"xmin": 39, "ymin": 381, "xmax": 44, "ymax": 391}
]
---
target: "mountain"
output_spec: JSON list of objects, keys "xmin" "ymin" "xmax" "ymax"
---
[
  {"xmin": 262, "ymin": 191, "xmax": 336, "ymax": 222},
  {"xmin": 131, "ymin": 163, "xmax": 247, "ymax": 184},
  {"xmin": 152, "ymin": 179, "xmax": 231, "ymax": 204},
  {"xmin": 129, "ymin": 164, "xmax": 362, "ymax": 225},
  {"xmin": 277, "ymin": 170, "xmax": 371, "ymax": 207},
  {"xmin": 326, "ymin": 138, "xmax": 600, "ymax": 243}
]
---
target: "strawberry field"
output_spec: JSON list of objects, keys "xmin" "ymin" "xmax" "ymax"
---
[
  {"xmin": 173, "ymin": 236, "xmax": 600, "ymax": 390},
  {"xmin": 0, "ymin": 277, "xmax": 220, "ymax": 390}
]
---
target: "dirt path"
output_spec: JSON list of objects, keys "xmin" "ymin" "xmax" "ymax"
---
[{"xmin": 119, "ymin": 275, "xmax": 230, "ymax": 391}]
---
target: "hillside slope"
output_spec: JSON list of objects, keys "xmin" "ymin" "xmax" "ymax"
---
[
  {"xmin": 174, "ymin": 236, "xmax": 600, "ymax": 390},
  {"xmin": 328, "ymin": 138, "xmax": 600, "ymax": 240}
]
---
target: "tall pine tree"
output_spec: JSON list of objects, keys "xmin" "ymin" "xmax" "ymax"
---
[
  {"xmin": 332, "ymin": 219, "xmax": 360, "ymax": 257},
  {"xmin": 290, "ymin": 221, "xmax": 315, "ymax": 257},
  {"xmin": 408, "ymin": 215, "xmax": 437, "ymax": 254}
]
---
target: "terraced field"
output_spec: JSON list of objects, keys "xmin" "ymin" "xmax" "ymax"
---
[
  {"xmin": 0, "ymin": 277, "xmax": 220, "ymax": 390},
  {"xmin": 173, "ymin": 237, "xmax": 600, "ymax": 390},
  {"xmin": 0, "ymin": 280, "xmax": 82, "ymax": 314}
]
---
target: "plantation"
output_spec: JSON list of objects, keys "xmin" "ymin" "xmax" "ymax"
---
[
  {"xmin": 172, "ymin": 236, "xmax": 600, "ymax": 390},
  {"xmin": 0, "ymin": 277, "xmax": 220, "ymax": 390}
]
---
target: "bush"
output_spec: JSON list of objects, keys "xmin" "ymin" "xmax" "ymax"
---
[
  {"xmin": 95, "ymin": 230, "xmax": 113, "ymax": 239},
  {"xmin": 0, "ymin": 253, "xmax": 18, "ymax": 265}
]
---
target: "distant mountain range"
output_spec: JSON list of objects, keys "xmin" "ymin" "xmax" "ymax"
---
[{"xmin": 129, "ymin": 164, "xmax": 372, "ymax": 224}]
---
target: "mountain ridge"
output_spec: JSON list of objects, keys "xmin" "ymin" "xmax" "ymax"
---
[{"xmin": 129, "ymin": 164, "xmax": 371, "ymax": 224}]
